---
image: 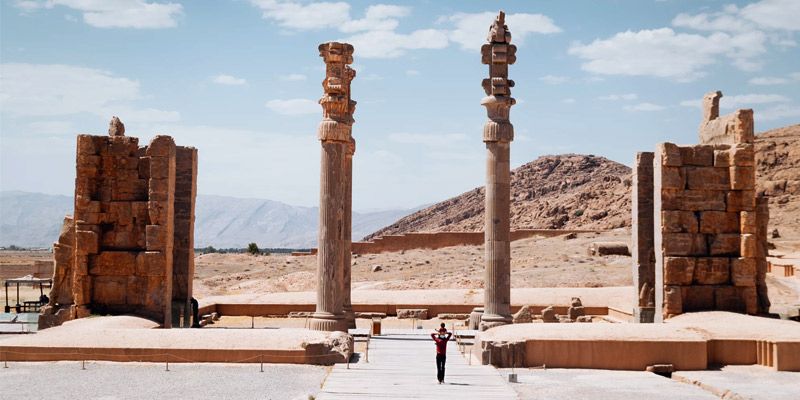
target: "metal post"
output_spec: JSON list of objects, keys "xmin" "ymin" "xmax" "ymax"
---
[
  {"xmin": 260, "ymin": 355, "xmax": 264, "ymax": 372},
  {"xmin": 81, "ymin": 360, "xmax": 85, "ymax": 370},
  {"xmin": 365, "ymin": 339, "xmax": 369, "ymax": 363},
  {"xmin": 468, "ymin": 348, "xmax": 472, "ymax": 365},
  {"xmin": 251, "ymin": 316, "xmax": 255, "ymax": 329},
  {"xmin": 165, "ymin": 360, "xmax": 169, "ymax": 371}
]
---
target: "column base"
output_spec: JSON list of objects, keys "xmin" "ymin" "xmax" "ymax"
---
[
  {"xmin": 309, "ymin": 312, "xmax": 346, "ymax": 332},
  {"xmin": 633, "ymin": 307, "xmax": 655, "ymax": 323},
  {"xmin": 479, "ymin": 312, "xmax": 512, "ymax": 331},
  {"xmin": 469, "ymin": 307, "xmax": 484, "ymax": 330}
]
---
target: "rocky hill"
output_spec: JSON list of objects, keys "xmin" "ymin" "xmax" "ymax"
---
[
  {"xmin": 367, "ymin": 124, "xmax": 800, "ymax": 241},
  {"xmin": 365, "ymin": 154, "xmax": 632, "ymax": 240},
  {"xmin": 755, "ymin": 124, "xmax": 800, "ymax": 239}
]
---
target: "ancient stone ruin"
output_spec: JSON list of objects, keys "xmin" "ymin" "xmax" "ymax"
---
[
  {"xmin": 479, "ymin": 10, "xmax": 517, "ymax": 331},
  {"xmin": 632, "ymin": 91, "xmax": 770, "ymax": 322},
  {"xmin": 310, "ymin": 42, "xmax": 357, "ymax": 332},
  {"xmin": 39, "ymin": 117, "xmax": 197, "ymax": 329}
]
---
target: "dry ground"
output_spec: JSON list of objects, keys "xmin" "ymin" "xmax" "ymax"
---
[
  {"xmin": 1, "ymin": 230, "xmax": 798, "ymax": 315},
  {"xmin": 193, "ymin": 230, "xmax": 633, "ymax": 298}
]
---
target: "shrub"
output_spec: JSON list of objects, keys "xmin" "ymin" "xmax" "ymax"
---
[{"xmin": 247, "ymin": 242, "xmax": 260, "ymax": 255}]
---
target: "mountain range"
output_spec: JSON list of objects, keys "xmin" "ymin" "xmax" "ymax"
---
[{"xmin": 0, "ymin": 191, "xmax": 416, "ymax": 249}]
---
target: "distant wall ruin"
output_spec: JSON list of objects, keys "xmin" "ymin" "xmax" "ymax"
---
[
  {"xmin": 39, "ymin": 117, "xmax": 197, "ymax": 329},
  {"xmin": 633, "ymin": 91, "xmax": 770, "ymax": 322},
  {"xmin": 293, "ymin": 229, "xmax": 598, "ymax": 256}
]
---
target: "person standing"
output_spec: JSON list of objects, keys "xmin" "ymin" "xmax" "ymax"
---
[{"xmin": 431, "ymin": 323, "xmax": 453, "ymax": 384}]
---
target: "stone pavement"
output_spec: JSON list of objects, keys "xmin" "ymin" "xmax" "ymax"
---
[{"xmin": 317, "ymin": 332, "xmax": 517, "ymax": 399}]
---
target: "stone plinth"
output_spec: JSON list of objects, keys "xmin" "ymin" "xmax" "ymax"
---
[
  {"xmin": 480, "ymin": 11, "xmax": 516, "ymax": 331},
  {"xmin": 310, "ymin": 42, "xmax": 356, "ymax": 332},
  {"xmin": 39, "ymin": 117, "xmax": 197, "ymax": 329}
]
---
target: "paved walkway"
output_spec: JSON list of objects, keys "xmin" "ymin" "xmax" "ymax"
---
[{"xmin": 318, "ymin": 332, "xmax": 517, "ymax": 399}]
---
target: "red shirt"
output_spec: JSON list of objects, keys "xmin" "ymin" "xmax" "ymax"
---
[{"xmin": 431, "ymin": 332, "xmax": 452, "ymax": 355}]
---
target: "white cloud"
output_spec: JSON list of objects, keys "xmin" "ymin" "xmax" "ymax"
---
[
  {"xmin": 345, "ymin": 28, "xmax": 448, "ymax": 59},
  {"xmin": 722, "ymin": 94, "xmax": 791, "ymax": 108},
  {"xmin": 0, "ymin": 63, "xmax": 179, "ymax": 123},
  {"xmin": 405, "ymin": 69, "xmax": 420, "ymax": 76},
  {"xmin": 623, "ymin": 102, "xmax": 665, "ymax": 112},
  {"xmin": 749, "ymin": 76, "xmax": 788, "ymax": 85},
  {"xmin": 598, "ymin": 93, "xmax": 638, "ymax": 101},
  {"xmin": 280, "ymin": 73, "xmax": 307, "ymax": 81},
  {"xmin": 265, "ymin": 98, "xmax": 319, "ymax": 116},
  {"xmin": 561, "ymin": 98, "xmax": 576, "ymax": 104},
  {"xmin": 758, "ymin": 104, "xmax": 800, "ymax": 121},
  {"xmin": 679, "ymin": 93, "xmax": 791, "ymax": 109},
  {"xmin": 791, "ymin": 72, "xmax": 800, "ymax": 81},
  {"xmin": 740, "ymin": 0, "xmax": 800, "ymax": 31},
  {"xmin": 568, "ymin": 28, "xmax": 767, "ymax": 81},
  {"xmin": 672, "ymin": 9, "xmax": 751, "ymax": 33},
  {"xmin": 443, "ymin": 12, "xmax": 561, "ymax": 51},
  {"xmin": 673, "ymin": 1, "xmax": 800, "ymax": 33},
  {"xmin": 250, "ymin": 0, "xmax": 350, "ymax": 30},
  {"xmin": 539, "ymin": 75, "xmax": 569, "ymax": 85},
  {"xmin": 212, "ymin": 74, "xmax": 246, "ymax": 85},
  {"xmin": 388, "ymin": 132, "xmax": 467, "ymax": 147},
  {"xmin": 15, "ymin": 0, "xmax": 183, "ymax": 29},
  {"xmin": 340, "ymin": 4, "xmax": 409, "ymax": 33}
]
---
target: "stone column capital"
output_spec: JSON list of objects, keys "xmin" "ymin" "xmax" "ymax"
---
[
  {"xmin": 318, "ymin": 42, "xmax": 356, "ymax": 143},
  {"xmin": 481, "ymin": 12, "xmax": 515, "ymax": 144}
]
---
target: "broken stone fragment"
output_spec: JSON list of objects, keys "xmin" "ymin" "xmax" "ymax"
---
[{"xmin": 108, "ymin": 116, "xmax": 125, "ymax": 137}]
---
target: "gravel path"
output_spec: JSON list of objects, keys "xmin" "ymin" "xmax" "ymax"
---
[{"xmin": 0, "ymin": 361, "xmax": 329, "ymax": 399}]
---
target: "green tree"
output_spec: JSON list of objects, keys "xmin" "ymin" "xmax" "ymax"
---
[{"xmin": 247, "ymin": 242, "xmax": 260, "ymax": 255}]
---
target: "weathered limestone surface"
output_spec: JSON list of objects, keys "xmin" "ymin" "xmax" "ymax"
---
[
  {"xmin": 480, "ymin": 11, "xmax": 516, "ymax": 331},
  {"xmin": 39, "ymin": 117, "xmax": 197, "ymax": 329},
  {"xmin": 310, "ymin": 42, "xmax": 356, "ymax": 332},
  {"xmin": 649, "ymin": 92, "xmax": 768, "ymax": 321},
  {"xmin": 172, "ymin": 146, "xmax": 198, "ymax": 328},
  {"xmin": 342, "ymin": 138, "xmax": 356, "ymax": 329}
]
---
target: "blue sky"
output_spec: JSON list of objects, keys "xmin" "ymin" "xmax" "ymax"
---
[{"xmin": 1, "ymin": 0, "xmax": 798, "ymax": 211}]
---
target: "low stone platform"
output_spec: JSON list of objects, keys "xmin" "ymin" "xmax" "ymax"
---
[
  {"xmin": 477, "ymin": 312, "xmax": 800, "ymax": 371},
  {"xmin": 0, "ymin": 316, "xmax": 351, "ymax": 364},
  {"xmin": 198, "ymin": 287, "xmax": 634, "ymax": 319}
]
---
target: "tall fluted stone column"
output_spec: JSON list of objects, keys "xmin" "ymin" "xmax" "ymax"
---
[
  {"xmin": 310, "ymin": 42, "xmax": 356, "ymax": 332},
  {"xmin": 480, "ymin": 11, "xmax": 516, "ymax": 331},
  {"xmin": 343, "ymin": 137, "xmax": 356, "ymax": 329}
]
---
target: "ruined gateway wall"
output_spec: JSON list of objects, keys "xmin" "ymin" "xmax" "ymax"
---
[
  {"xmin": 652, "ymin": 95, "xmax": 769, "ymax": 321},
  {"xmin": 40, "ymin": 128, "xmax": 197, "ymax": 329}
]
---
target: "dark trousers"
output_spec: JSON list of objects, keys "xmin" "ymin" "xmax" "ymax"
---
[{"xmin": 436, "ymin": 354, "xmax": 446, "ymax": 382}]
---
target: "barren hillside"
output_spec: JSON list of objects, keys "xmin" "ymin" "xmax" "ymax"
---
[
  {"xmin": 755, "ymin": 124, "xmax": 800, "ymax": 239},
  {"xmin": 366, "ymin": 154, "xmax": 631, "ymax": 240},
  {"xmin": 368, "ymin": 124, "xmax": 800, "ymax": 241}
]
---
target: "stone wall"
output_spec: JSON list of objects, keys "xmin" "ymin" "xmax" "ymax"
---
[
  {"xmin": 650, "ymin": 91, "xmax": 768, "ymax": 321},
  {"xmin": 632, "ymin": 152, "xmax": 655, "ymax": 322},
  {"xmin": 344, "ymin": 229, "xmax": 598, "ymax": 255},
  {"xmin": 172, "ymin": 146, "xmax": 198, "ymax": 327},
  {"xmin": 39, "ymin": 118, "xmax": 197, "ymax": 329}
]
